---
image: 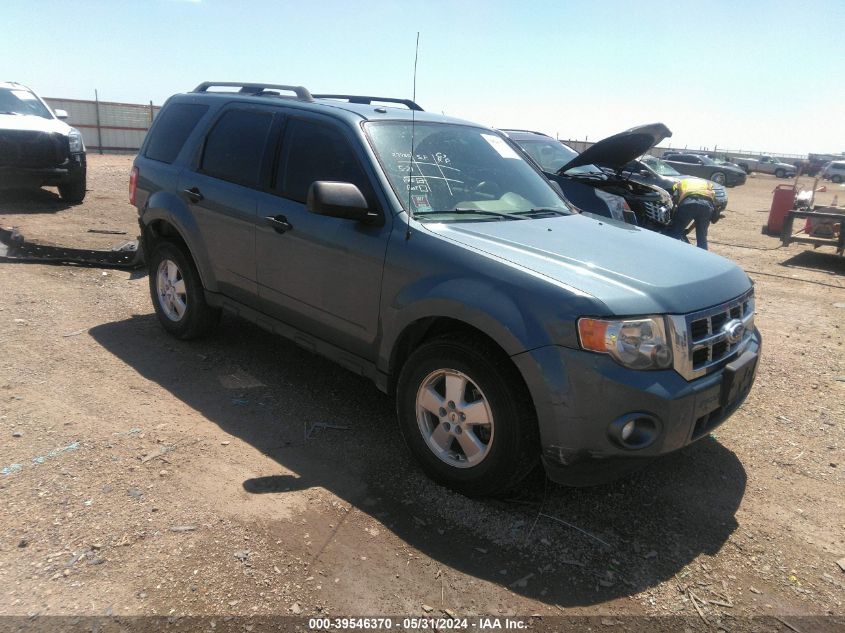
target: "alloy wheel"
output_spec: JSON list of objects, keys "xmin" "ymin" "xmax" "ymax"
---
[
  {"xmin": 415, "ymin": 369, "xmax": 494, "ymax": 468},
  {"xmin": 156, "ymin": 258, "xmax": 188, "ymax": 321}
]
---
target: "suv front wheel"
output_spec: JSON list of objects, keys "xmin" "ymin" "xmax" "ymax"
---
[
  {"xmin": 396, "ymin": 335, "xmax": 539, "ymax": 497},
  {"xmin": 58, "ymin": 172, "xmax": 86, "ymax": 203},
  {"xmin": 148, "ymin": 240, "xmax": 220, "ymax": 339}
]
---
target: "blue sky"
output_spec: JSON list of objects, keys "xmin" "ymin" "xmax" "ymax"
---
[{"xmin": 3, "ymin": 0, "xmax": 843, "ymax": 155}]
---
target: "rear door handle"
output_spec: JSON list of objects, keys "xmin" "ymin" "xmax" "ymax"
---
[
  {"xmin": 182, "ymin": 187, "xmax": 204, "ymax": 202},
  {"xmin": 265, "ymin": 214, "xmax": 293, "ymax": 234}
]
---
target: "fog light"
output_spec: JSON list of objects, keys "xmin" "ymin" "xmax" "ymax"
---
[{"xmin": 608, "ymin": 413, "xmax": 659, "ymax": 449}]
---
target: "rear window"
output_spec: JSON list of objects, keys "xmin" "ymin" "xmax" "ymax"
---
[
  {"xmin": 144, "ymin": 103, "xmax": 208, "ymax": 164},
  {"xmin": 200, "ymin": 109, "xmax": 274, "ymax": 187}
]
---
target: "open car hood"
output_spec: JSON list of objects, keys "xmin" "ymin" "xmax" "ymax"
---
[{"xmin": 558, "ymin": 123, "xmax": 672, "ymax": 173}]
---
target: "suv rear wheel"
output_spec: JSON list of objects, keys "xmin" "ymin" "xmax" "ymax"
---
[
  {"xmin": 710, "ymin": 171, "xmax": 726, "ymax": 185},
  {"xmin": 148, "ymin": 240, "xmax": 220, "ymax": 339},
  {"xmin": 396, "ymin": 335, "xmax": 539, "ymax": 497}
]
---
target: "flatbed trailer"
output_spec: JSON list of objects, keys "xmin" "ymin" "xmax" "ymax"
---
[{"xmin": 780, "ymin": 207, "xmax": 845, "ymax": 256}]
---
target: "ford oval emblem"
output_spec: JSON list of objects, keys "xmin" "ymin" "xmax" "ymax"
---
[{"xmin": 723, "ymin": 319, "xmax": 745, "ymax": 345}]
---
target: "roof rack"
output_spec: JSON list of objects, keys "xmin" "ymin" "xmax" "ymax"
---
[
  {"xmin": 499, "ymin": 128, "xmax": 552, "ymax": 138},
  {"xmin": 312, "ymin": 94, "xmax": 424, "ymax": 111},
  {"xmin": 192, "ymin": 82, "xmax": 314, "ymax": 102}
]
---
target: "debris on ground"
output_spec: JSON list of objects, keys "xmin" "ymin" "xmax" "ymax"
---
[{"xmin": 0, "ymin": 227, "xmax": 143, "ymax": 269}]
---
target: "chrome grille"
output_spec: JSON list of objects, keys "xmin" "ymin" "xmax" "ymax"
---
[
  {"xmin": 0, "ymin": 130, "xmax": 68, "ymax": 169},
  {"xmin": 642, "ymin": 200, "xmax": 672, "ymax": 225},
  {"xmin": 668, "ymin": 288, "xmax": 755, "ymax": 381}
]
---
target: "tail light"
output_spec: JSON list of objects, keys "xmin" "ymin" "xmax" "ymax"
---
[{"xmin": 129, "ymin": 166, "xmax": 139, "ymax": 206}]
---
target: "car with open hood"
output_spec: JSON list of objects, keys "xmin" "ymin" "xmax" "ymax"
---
[
  {"xmin": 504, "ymin": 124, "xmax": 676, "ymax": 230},
  {"xmin": 0, "ymin": 82, "xmax": 87, "ymax": 202},
  {"xmin": 131, "ymin": 83, "xmax": 760, "ymax": 496}
]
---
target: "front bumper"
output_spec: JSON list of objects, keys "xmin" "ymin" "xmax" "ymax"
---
[
  {"xmin": 512, "ymin": 328, "xmax": 761, "ymax": 485},
  {"xmin": 0, "ymin": 152, "xmax": 86, "ymax": 188},
  {"xmin": 726, "ymin": 171, "xmax": 747, "ymax": 187}
]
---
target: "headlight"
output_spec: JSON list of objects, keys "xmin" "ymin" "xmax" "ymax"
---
[
  {"xmin": 578, "ymin": 316, "xmax": 673, "ymax": 370},
  {"xmin": 68, "ymin": 128, "xmax": 84, "ymax": 153}
]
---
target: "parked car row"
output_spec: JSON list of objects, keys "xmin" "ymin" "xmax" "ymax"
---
[
  {"xmin": 129, "ymin": 82, "xmax": 761, "ymax": 496},
  {"xmin": 502, "ymin": 127, "xmax": 728, "ymax": 233}
]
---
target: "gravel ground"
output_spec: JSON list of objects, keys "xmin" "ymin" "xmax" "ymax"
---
[{"xmin": 0, "ymin": 156, "xmax": 843, "ymax": 627}]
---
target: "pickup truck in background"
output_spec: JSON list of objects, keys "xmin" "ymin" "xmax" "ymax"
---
[{"xmin": 730, "ymin": 155, "xmax": 796, "ymax": 178}]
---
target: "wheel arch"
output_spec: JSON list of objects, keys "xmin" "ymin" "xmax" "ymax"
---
[
  {"xmin": 141, "ymin": 194, "xmax": 217, "ymax": 292},
  {"xmin": 385, "ymin": 315, "xmax": 532, "ymax": 400}
]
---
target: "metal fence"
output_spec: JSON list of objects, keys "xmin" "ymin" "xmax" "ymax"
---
[{"xmin": 44, "ymin": 96, "xmax": 161, "ymax": 154}]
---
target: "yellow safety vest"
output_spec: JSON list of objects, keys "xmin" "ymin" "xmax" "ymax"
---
[{"xmin": 673, "ymin": 179, "xmax": 717, "ymax": 205}]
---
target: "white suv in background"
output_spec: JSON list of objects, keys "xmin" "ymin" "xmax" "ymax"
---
[
  {"xmin": 821, "ymin": 160, "xmax": 845, "ymax": 184},
  {"xmin": 0, "ymin": 82, "xmax": 87, "ymax": 202}
]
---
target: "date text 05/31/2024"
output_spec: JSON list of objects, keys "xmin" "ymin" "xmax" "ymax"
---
[{"xmin": 308, "ymin": 617, "xmax": 528, "ymax": 630}]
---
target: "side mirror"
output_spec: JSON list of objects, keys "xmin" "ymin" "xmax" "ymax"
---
[
  {"xmin": 307, "ymin": 181, "xmax": 381, "ymax": 224},
  {"xmin": 640, "ymin": 169, "xmax": 651, "ymax": 177},
  {"xmin": 54, "ymin": 109, "xmax": 68, "ymax": 120}
]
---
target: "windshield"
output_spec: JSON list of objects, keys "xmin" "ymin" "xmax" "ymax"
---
[
  {"xmin": 642, "ymin": 156, "xmax": 682, "ymax": 176},
  {"xmin": 0, "ymin": 88, "xmax": 53, "ymax": 119},
  {"xmin": 365, "ymin": 122, "xmax": 570, "ymax": 219},
  {"xmin": 698, "ymin": 155, "xmax": 716, "ymax": 165},
  {"xmin": 513, "ymin": 138, "xmax": 579, "ymax": 173}
]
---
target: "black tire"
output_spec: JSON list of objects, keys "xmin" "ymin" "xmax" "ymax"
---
[
  {"xmin": 710, "ymin": 171, "xmax": 726, "ymax": 185},
  {"xmin": 833, "ymin": 175, "xmax": 843, "ymax": 184},
  {"xmin": 396, "ymin": 335, "xmax": 539, "ymax": 497},
  {"xmin": 147, "ymin": 239, "xmax": 220, "ymax": 340},
  {"xmin": 775, "ymin": 169, "xmax": 785, "ymax": 178},
  {"xmin": 58, "ymin": 172, "xmax": 87, "ymax": 203}
]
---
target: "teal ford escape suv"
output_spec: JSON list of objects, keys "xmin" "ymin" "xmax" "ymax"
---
[{"xmin": 130, "ymin": 82, "xmax": 761, "ymax": 496}]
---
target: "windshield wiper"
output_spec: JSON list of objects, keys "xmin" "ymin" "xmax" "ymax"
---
[
  {"xmin": 415, "ymin": 208, "xmax": 524, "ymax": 221},
  {"xmin": 0, "ymin": 111, "xmax": 21, "ymax": 115},
  {"xmin": 511, "ymin": 208, "xmax": 570, "ymax": 218}
]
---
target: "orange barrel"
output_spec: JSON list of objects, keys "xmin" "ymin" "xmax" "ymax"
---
[{"xmin": 768, "ymin": 184, "xmax": 796, "ymax": 234}]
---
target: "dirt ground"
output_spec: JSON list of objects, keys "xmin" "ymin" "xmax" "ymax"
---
[{"xmin": 0, "ymin": 156, "xmax": 843, "ymax": 628}]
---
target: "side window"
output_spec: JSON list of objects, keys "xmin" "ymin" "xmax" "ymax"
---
[
  {"xmin": 144, "ymin": 103, "xmax": 209, "ymax": 164},
  {"xmin": 688, "ymin": 156, "xmax": 702, "ymax": 164},
  {"xmin": 200, "ymin": 109, "xmax": 274, "ymax": 187},
  {"xmin": 278, "ymin": 119, "xmax": 374, "ymax": 205}
]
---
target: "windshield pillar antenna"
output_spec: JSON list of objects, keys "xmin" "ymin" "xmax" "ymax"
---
[{"xmin": 406, "ymin": 32, "xmax": 420, "ymax": 241}]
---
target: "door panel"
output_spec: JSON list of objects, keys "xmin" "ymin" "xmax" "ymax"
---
[
  {"xmin": 180, "ymin": 106, "xmax": 277, "ymax": 305},
  {"xmin": 256, "ymin": 196, "xmax": 390, "ymax": 357},
  {"xmin": 179, "ymin": 171, "xmax": 261, "ymax": 304},
  {"xmin": 255, "ymin": 117, "xmax": 391, "ymax": 359}
]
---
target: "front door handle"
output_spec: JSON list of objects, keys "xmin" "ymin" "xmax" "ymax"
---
[
  {"xmin": 182, "ymin": 187, "xmax": 204, "ymax": 203},
  {"xmin": 265, "ymin": 214, "xmax": 293, "ymax": 234}
]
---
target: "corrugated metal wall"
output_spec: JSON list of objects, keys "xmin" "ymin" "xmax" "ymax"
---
[{"xmin": 44, "ymin": 97, "xmax": 161, "ymax": 153}]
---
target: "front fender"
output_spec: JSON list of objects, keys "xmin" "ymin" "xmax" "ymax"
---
[
  {"xmin": 142, "ymin": 191, "xmax": 218, "ymax": 292},
  {"xmin": 377, "ymin": 275, "xmax": 553, "ymax": 374}
]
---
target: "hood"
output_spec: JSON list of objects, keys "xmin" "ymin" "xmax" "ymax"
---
[
  {"xmin": 0, "ymin": 113, "xmax": 71, "ymax": 135},
  {"xmin": 423, "ymin": 213, "xmax": 750, "ymax": 315},
  {"xmin": 559, "ymin": 123, "xmax": 672, "ymax": 173}
]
